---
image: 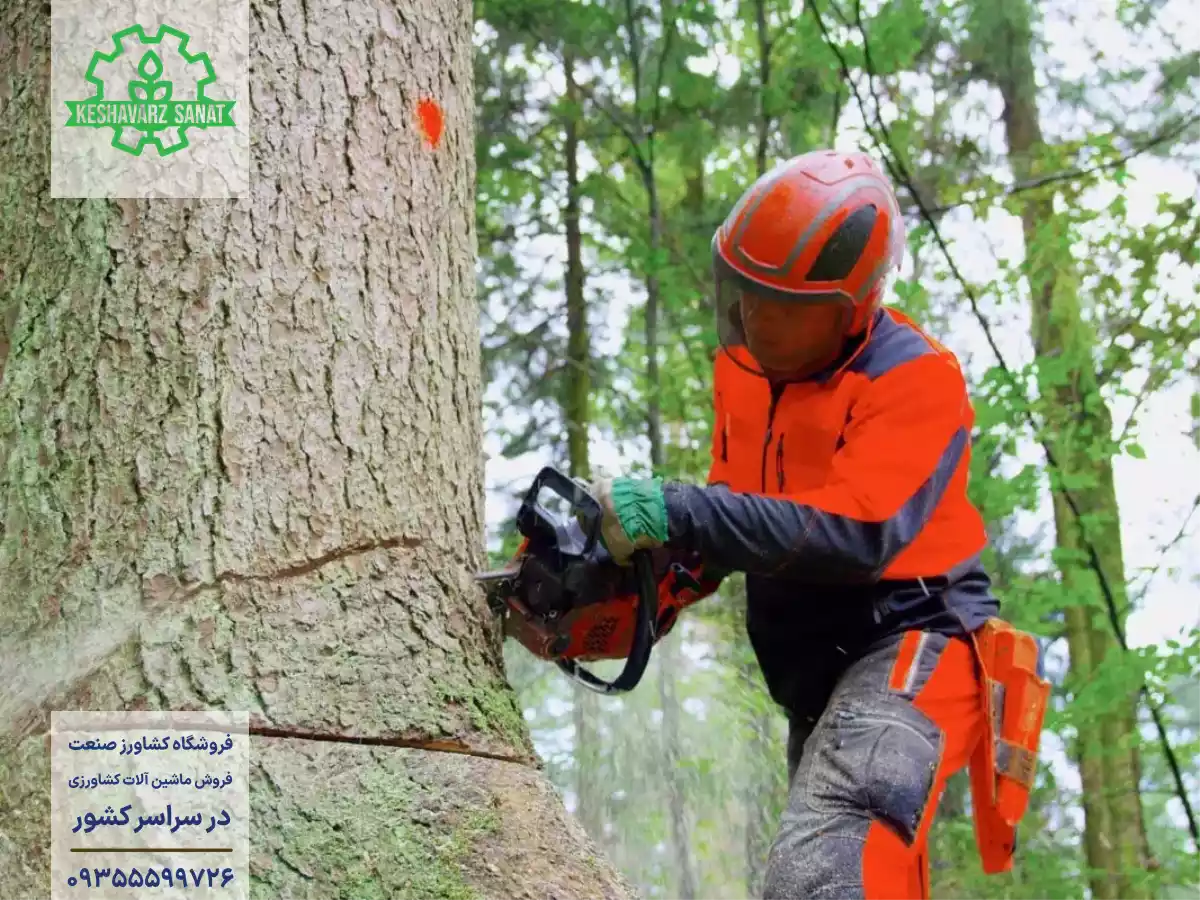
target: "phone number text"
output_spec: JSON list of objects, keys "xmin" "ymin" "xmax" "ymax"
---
[{"xmin": 66, "ymin": 866, "xmax": 235, "ymax": 890}]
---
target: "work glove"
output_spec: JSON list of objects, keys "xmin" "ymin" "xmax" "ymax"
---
[{"xmin": 590, "ymin": 476, "xmax": 668, "ymax": 565}]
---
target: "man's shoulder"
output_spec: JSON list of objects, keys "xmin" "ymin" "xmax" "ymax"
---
[{"xmin": 851, "ymin": 306, "xmax": 963, "ymax": 381}]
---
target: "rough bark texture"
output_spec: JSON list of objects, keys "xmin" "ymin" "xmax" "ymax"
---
[
  {"xmin": 968, "ymin": 2, "xmax": 1150, "ymax": 895},
  {"xmin": 0, "ymin": 2, "xmax": 635, "ymax": 898}
]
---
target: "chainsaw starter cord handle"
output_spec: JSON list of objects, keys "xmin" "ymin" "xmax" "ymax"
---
[{"xmin": 556, "ymin": 549, "xmax": 659, "ymax": 695}]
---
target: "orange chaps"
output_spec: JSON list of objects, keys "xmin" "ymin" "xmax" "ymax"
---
[{"xmin": 762, "ymin": 631, "xmax": 985, "ymax": 899}]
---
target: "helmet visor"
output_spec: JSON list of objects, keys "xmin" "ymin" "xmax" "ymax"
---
[{"xmin": 715, "ymin": 272, "xmax": 853, "ymax": 378}]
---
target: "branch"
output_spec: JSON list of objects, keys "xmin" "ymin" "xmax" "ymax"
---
[
  {"xmin": 624, "ymin": 0, "xmax": 643, "ymax": 121},
  {"xmin": 1114, "ymin": 360, "xmax": 1177, "ymax": 446},
  {"xmin": 650, "ymin": 0, "xmax": 677, "ymax": 138},
  {"xmin": 1128, "ymin": 494, "xmax": 1200, "ymax": 608},
  {"xmin": 592, "ymin": 177, "xmax": 712, "ymax": 389},
  {"xmin": 766, "ymin": 10, "xmax": 806, "ymax": 65},
  {"xmin": 500, "ymin": 15, "xmax": 651, "ymax": 171},
  {"xmin": 754, "ymin": 0, "xmax": 771, "ymax": 176},
  {"xmin": 927, "ymin": 110, "xmax": 1200, "ymax": 216},
  {"xmin": 572, "ymin": 74, "xmax": 650, "ymax": 173}
]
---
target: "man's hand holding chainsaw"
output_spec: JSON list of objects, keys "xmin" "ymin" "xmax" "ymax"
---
[
  {"xmin": 587, "ymin": 150, "xmax": 1050, "ymax": 900},
  {"xmin": 589, "ymin": 477, "xmax": 669, "ymax": 564}
]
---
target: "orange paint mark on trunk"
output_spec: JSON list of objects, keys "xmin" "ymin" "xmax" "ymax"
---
[{"xmin": 416, "ymin": 98, "xmax": 444, "ymax": 149}]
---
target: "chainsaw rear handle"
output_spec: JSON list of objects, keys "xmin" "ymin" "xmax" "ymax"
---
[{"xmin": 555, "ymin": 549, "xmax": 659, "ymax": 695}]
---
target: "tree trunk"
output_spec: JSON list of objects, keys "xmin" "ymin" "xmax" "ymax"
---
[
  {"xmin": 753, "ymin": 0, "xmax": 772, "ymax": 178},
  {"xmin": 972, "ymin": 2, "xmax": 1150, "ymax": 895},
  {"xmin": 727, "ymin": 587, "xmax": 783, "ymax": 899},
  {"xmin": 563, "ymin": 56, "xmax": 590, "ymax": 489},
  {"xmin": 657, "ymin": 636, "xmax": 699, "ymax": 899},
  {"xmin": 640, "ymin": 158, "xmax": 699, "ymax": 898},
  {"xmin": 737, "ymin": 79, "xmax": 785, "ymax": 900},
  {"xmin": 562, "ymin": 51, "xmax": 607, "ymax": 846},
  {"xmin": 740, "ymin": 656, "xmax": 776, "ymax": 897},
  {"xmin": 644, "ymin": 176, "xmax": 664, "ymax": 475},
  {"xmin": 0, "ymin": 3, "xmax": 633, "ymax": 898}
]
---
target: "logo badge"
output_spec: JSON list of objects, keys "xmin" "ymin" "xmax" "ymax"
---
[{"xmin": 64, "ymin": 25, "xmax": 236, "ymax": 157}]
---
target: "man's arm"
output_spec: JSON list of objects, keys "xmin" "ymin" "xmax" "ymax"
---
[{"xmin": 662, "ymin": 353, "xmax": 971, "ymax": 582}]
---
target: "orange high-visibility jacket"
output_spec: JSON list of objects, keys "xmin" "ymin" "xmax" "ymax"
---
[{"xmin": 661, "ymin": 306, "xmax": 1000, "ymax": 716}]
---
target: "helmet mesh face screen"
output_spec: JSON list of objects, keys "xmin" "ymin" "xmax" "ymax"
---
[
  {"xmin": 714, "ymin": 277, "xmax": 852, "ymax": 377},
  {"xmin": 715, "ymin": 274, "xmax": 746, "ymax": 348}
]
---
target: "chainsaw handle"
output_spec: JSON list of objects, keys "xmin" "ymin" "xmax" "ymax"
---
[{"xmin": 555, "ymin": 549, "xmax": 659, "ymax": 695}]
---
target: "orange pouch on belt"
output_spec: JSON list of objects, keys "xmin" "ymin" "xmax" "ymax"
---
[{"xmin": 967, "ymin": 618, "xmax": 1052, "ymax": 874}]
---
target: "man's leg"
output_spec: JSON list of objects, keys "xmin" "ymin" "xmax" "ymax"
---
[{"xmin": 762, "ymin": 631, "xmax": 984, "ymax": 900}]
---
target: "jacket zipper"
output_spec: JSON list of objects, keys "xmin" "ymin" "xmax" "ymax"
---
[
  {"xmin": 776, "ymin": 433, "xmax": 786, "ymax": 492},
  {"xmin": 761, "ymin": 383, "xmax": 785, "ymax": 493}
]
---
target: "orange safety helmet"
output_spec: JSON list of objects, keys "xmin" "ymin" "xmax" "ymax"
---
[{"xmin": 713, "ymin": 150, "xmax": 906, "ymax": 375}]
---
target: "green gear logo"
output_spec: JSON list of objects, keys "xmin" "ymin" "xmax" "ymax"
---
[{"xmin": 64, "ymin": 25, "xmax": 236, "ymax": 157}]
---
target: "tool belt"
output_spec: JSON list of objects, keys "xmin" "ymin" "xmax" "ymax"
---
[{"xmin": 966, "ymin": 617, "xmax": 1051, "ymax": 874}]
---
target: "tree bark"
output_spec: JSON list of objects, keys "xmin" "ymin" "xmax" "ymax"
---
[
  {"xmin": 970, "ymin": 2, "xmax": 1150, "ymax": 895},
  {"xmin": 0, "ymin": 3, "xmax": 633, "ymax": 898}
]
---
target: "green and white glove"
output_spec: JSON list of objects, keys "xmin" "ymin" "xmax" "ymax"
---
[{"xmin": 590, "ymin": 476, "xmax": 668, "ymax": 565}]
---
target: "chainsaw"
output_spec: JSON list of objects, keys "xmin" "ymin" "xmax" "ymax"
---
[{"xmin": 475, "ymin": 466, "xmax": 718, "ymax": 694}]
